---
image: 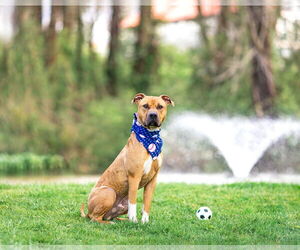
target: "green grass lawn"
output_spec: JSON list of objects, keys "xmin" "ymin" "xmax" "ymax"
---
[{"xmin": 0, "ymin": 182, "xmax": 299, "ymax": 245}]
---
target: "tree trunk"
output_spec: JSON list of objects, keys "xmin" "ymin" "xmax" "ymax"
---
[
  {"xmin": 63, "ymin": 5, "xmax": 77, "ymax": 32},
  {"xmin": 247, "ymin": 5, "xmax": 277, "ymax": 117},
  {"xmin": 106, "ymin": 4, "xmax": 121, "ymax": 96},
  {"xmin": 196, "ymin": 3, "xmax": 210, "ymax": 50},
  {"xmin": 213, "ymin": 6, "xmax": 229, "ymax": 75},
  {"xmin": 32, "ymin": 5, "xmax": 42, "ymax": 28},
  {"xmin": 45, "ymin": 5, "xmax": 61, "ymax": 66},
  {"xmin": 133, "ymin": 4, "xmax": 157, "ymax": 93},
  {"xmin": 195, "ymin": 4, "xmax": 231, "ymax": 87},
  {"xmin": 14, "ymin": 4, "xmax": 42, "ymax": 35},
  {"xmin": 75, "ymin": 6, "xmax": 84, "ymax": 85}
]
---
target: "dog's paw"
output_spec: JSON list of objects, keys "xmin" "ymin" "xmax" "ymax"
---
[
  {"xmin": 128, "ymin": 202, "xmax": 138, "ymax": 223},
  {"xmin": 128, "ymin": 215, "xmax": 138, "ymax": 223},
  {"xmin": 141, "ymin": 210, "xmax": 149, "ymax": 224}
]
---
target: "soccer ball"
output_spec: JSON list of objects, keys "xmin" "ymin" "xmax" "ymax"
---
[{"xmin": 196, "ymin": 207, "xmax": 212, "ymax": 220}]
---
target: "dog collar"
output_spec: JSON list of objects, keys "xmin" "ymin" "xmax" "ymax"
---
[{"xmin": 131, "ymin": 113, "xmax": 163, "ymax": 160}]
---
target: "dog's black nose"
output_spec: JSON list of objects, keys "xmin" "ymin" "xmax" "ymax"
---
[{"xmin": 149, "ymin": 112, "xmax": 157, "ymax": 120}]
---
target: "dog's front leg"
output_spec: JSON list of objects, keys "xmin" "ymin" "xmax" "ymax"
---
[
  {"xmin": 128, "ymin": 175, "xmax": 140, "ymax": 223},
  {"xmin": 142, "ymin": 173, "xmax": 158, "ymax": 224}
]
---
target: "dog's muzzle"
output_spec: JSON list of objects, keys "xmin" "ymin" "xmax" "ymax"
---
[{"xmin": 146, "ymin": 112, "xmax": 160, "ymax": 127}]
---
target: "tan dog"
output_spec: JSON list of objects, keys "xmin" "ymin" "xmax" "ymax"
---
[{"xmin": 81, "ymin": 93, "xmax": 174, "ymax": 224}]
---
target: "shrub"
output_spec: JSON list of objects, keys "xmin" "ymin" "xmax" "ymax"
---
[{"xmin": 0, "ymin": 153, "xmax": 66, "ymax": 175}]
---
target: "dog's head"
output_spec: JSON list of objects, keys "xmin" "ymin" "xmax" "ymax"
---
[{"xmin": 132, "ymin": 93, "xmax": 175, "ymax": 129}]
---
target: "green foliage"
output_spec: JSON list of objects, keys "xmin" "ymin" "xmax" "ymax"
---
[
  {"xmin": 1, "ymin": 16, "xmax": 300, "ymax": 174},
  {"xmin": 0, "ymin": 21, "xmax": 136, "ymax": 173},
  {"xmin": 0, "ymin": 153, "xmax": 66, "ymax": 175},
  {"xmin": 0, "ymin": 183, "xmax": 299, "ymax": 244},
  {"xmin": 5, "ymin": 21, "xmax": 48, "ymax": 97},
  {"xmin": 274, "ymin": 50, "xmax": 300, "ymax": 115},
  {"xmin": 190, "ymin": 74, "xmax": 253, "ymax": 115},
  {"xmin": 151, "ymin": 45, "xmax": 194, "ymax": 110}
]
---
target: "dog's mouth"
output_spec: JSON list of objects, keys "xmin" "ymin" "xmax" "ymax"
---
[{"xmin": 145, "ymin": 120, "xmax": 160, "ymax": 129}]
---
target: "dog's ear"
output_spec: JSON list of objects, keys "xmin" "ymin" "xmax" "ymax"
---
[
  {"xmin": 131, "ymin": 93, "xmax": 146, "ymax": 104},
  {"xmin": 160, "ymin": 95, "xmax": 175, "ymax": 107}
]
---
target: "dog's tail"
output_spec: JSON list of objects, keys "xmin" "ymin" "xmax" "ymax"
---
[{"xmin": 80, "ymin": 203, "xmax": 88, "ymax": 218}]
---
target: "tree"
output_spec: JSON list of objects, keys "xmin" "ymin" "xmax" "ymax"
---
[
  {"xmin": 75, "ymin": 5, "xmax": 84, "ymax": 84},
  {"xmin": 75, "ymin": 5, "xmax": 84, "ymax": 85},
  {"xmin": 45, "ymin": 5, "xmax": 62, "ymax": 66},
  {"xmin": 132, "ymin": 4, "xmax": 157, "ymax": 93},
  {"xmin": 247, "ymin": 5, "xmax": 278, "ymax": 117},
  {"xmin": 194, "ymin": 4, "xmax": 250, "ymax": 87},
  {"xmin": 106, "ymin": 3, "xmax": 121, "ymax": 96},
  {"xmin": 63, "ymin": 5, "xmax": 77, "ymax": 31},
  {"xmin": 14, "ymin": 4, "xmax": 42, "ymax": 35},
  {"xmin": 32, "ymin": 5, "xmax": 42, "ymax": 29}
]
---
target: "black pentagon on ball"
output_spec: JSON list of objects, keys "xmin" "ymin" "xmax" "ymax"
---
[
  {"xmin": 200, "ymin": 215, "xmax": 205, "ymax": 219},
  {"xmin": 204, "ymin": 209, "xmax": 208, "ymax": 212},
  {"xmin": 208, "ymin": 215, "xmax": 211, "ymax": 219}
]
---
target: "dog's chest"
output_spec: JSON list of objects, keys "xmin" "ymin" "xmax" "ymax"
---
[
  {"xmin": 139, "ymin": 154, "xmax": 162, "ymax": 186},
  {"xmin": 143, "ymin": 154, "xmax": 162, "ymax": 175}
]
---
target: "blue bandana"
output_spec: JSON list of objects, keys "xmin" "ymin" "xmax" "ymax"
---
[{"xmin": 131, "ymin": 113, "xmax": 163, "ymax": 160}]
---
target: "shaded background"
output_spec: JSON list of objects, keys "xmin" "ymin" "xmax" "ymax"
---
[{"xmin": 0, "ymin": 0, "xmax": 299, "ymax": 176}]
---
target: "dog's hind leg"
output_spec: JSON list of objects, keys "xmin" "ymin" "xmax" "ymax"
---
[
  {"xmin": 87, "ymin": 186, "xmax": 116, "ymax": 224},
  {"xmin": 103, "ymin": 196, "xmax": 128, "ymax": 221},
  {"xmin": 93, "ymin": 216, "xmax": 115, "ymax": 224},
  {"xmin": 115, "ymin": 217, "xmax": 128, "ymax": 221}
]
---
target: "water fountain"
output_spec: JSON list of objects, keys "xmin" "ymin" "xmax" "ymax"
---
[{"xmin": 164, "ymin": 112, "xmax": 300, "ymax": 178}]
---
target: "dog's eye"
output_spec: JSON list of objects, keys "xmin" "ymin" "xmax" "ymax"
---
[
  {"xmin": 143, "ymin": 104, "xmax": 149, "ymax": 109},
  {"xmin": 157, "ymin": 104, "xmax": 163, "ymax": 110}
]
